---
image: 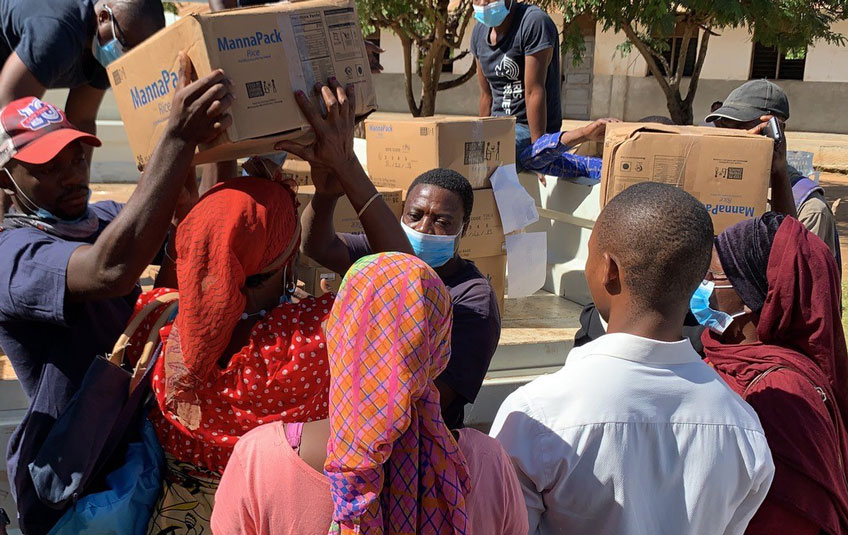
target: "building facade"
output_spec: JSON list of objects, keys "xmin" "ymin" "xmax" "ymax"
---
[{"xmin": 373, "ymin": 15, "xmax": 848, "ymax": 134}]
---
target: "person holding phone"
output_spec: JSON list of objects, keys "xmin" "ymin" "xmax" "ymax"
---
[{"xmin": 707, "ymin": 80, "xmax": 839, "ymax": 260}]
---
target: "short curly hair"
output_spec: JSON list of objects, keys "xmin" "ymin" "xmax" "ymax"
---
[{"xmin": 406, "ymin": 168, "xmax": 474, "ymax": 224}]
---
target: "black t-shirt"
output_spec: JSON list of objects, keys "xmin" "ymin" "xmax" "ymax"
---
[
  {"xmin": 471, "ymin": 2, "xmax": 562, "ymax": 133},
  {"xmin": 0, "ymin": 0, "xmax": 109, "ymax": 90},
  {"xmin": 341, "ymin": 233, "xmax": 502, "ymax": 429}
]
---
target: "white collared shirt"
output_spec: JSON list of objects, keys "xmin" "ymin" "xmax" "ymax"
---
[{"xmin": 490, "ymin": 333, "xmax": 775, "ymax": 535}]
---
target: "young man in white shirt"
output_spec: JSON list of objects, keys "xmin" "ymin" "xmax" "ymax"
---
[{"xmin": 491, "ymin": 182, "xmax": 775, "ymax": 535}]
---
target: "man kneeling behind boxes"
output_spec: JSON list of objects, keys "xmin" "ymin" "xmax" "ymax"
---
[
  {"xmin": 601, "ymin": 123, "xmax": 774, "ymax": 233},
  {"xmin": 108, "ymin": 0, "xmax": 377, "ymax": 169}
]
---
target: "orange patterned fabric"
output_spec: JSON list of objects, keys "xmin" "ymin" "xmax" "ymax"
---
[
  {"xmin": 132, "ymin": 288, "xmax": 333, "ymax": 473},
  {"xmin": 166, "ymin": 178, "xmax": 300, "ymax": 421},
  {"xmin": 324, "ymin": 253, "xmax": 471, "ymax": 534}
]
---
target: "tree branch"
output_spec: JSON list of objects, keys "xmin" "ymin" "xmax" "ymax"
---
[
  {"xmin": 622, "ymin": 23, "xmax": 674, "ymax": 97},
  {"xmin": 673, "ymin": 24, "xmax": 695, "ymax": 89},
  {"xmin": 399, "ymin": 34, "xmax": 422, "ymax": 116},
  {"xmin": 438, "ymin": 60, "xmax": 477, "ymax": 91},
  {"xmin": 443, "ymin": 49, "xmax": 470, "ymax": 65},
  {"xmin": 684, "ymin": 27, "xmax": 711, "ymax": 106}
]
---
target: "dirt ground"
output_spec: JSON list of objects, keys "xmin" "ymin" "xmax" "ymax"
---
[{"xmin": 818, "ymin": 173, "xmax": 848, "ymax": 334}]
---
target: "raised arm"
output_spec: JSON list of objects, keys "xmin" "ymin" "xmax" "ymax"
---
[
  {"xmin": 66, "ymin": 54, "xmax": 233, "ymax": 300},
  {"xmin": 748, "ymin": 116, "xmax": 797, "ymax": 219},
  {"xmin": 277, "ymin": 80, "xmax": 412, "ymax": 274}
]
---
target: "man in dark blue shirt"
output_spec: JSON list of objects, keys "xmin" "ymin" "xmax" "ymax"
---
[
  {"xmin": 0, "ymin": 0, "xmax": 166, "ymax": 212},
  {"xmin": 471, "ymin": 0, "xmax": 561, "ymax": 161},
  {"xmin": 0, "ymin": 56, "xmax": 233, "ymax": 533}
]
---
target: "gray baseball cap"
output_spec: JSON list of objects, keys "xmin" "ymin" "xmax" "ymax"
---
[{"xmin": 705, "ymin": 79, "xmax": 790, "ymax": 123}]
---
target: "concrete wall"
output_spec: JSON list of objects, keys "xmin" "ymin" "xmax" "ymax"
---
[
  {"xmin": 805, "ymin": 20, "xmax": 848, "ymax": 82},
  {"xmin": 589, "ymin": 75, "xmax": 848, "ymax": 133}
]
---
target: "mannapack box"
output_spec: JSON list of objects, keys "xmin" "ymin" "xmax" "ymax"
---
[
  {"xmin": 458, "ymin": 188, "xmax": 505, "ymax": 259},
  {"xmin": 601, "ymin": 123, "xmax": 772, "ymax": 233},
  {"xmin": 108, "ymin": 0, "xmax": 377, "ymax": 170},
  {"xmin": 365, "ymin": 116, "xmax": 515, "ymax": 192}
]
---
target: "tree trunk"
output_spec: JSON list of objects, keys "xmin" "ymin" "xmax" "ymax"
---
[
  {"xmin": 399, "ymin": 34, "xmax": 423, "ymax": 117},
  {"xmin": 665, "ymin": 93, "xmax": 693, "ymax": 125},
  {"xmin": 418, "ymin": 43, "xmax": 447, "ymax": 117}
]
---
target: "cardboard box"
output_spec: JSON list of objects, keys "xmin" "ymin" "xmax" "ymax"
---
[
  {"xmin": 281, "ymin": 157, "xmax": 312, "ymax": 186},
  {"xmin": 297, "ymin": 263, "xmax": 342, "ymax": 295},
  {"xmin": 108, "ymin": 0, "xmax": 377, "ymax": 170},
  {"xmin": 457, "ymin": 189, "xmax": 505, "ymax": 259},
  {"xmin": 365, "ymin": 116, "xmax": 515, "ymax": 191},
  {"xmin": 601, "ymin": 123, "xmax": 772, "ymax": 233},
  {"xmin": 469, "ymin": 254, "xmax": 507, "ymax": 315},
  {"xmin": 296, "ymin": 185, "xmax": 403, "ymax": 234}
]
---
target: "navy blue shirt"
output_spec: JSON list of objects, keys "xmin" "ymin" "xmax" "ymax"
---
[
  {"xmin": 0, "ymin": 0, "xmax": 109, "ymax": 89},
  {"xmin": 0, "ymin": 201, "xmax": 140, "ymax": 533},
  {"xmin": 341, "ymin": 233, "xmax": 502, "ymax": 430},
  {"xmin": 471, "ymin": 2, "xmax": 562, "ymax": 133}
]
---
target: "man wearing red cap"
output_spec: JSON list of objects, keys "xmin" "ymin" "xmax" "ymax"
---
[{"xmin": 0, "ymin": 55, "xmax": 233, "ymax": 533}]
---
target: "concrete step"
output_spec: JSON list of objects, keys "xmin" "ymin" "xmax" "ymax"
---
[{"xmin": 466, "ymin": 291, "xmax": 582, "ymax": 429}]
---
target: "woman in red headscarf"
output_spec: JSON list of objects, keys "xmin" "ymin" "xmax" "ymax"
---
[
  {"xmin": 700, "ymin": 212, "xmax": 848, "ymax": 535},
  {"xmin": 123, "ymin": 177, "xmax": 334, "ymax": 535}
]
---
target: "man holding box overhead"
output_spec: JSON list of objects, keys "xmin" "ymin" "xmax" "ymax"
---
[
  {"xmin": 471, "ymin": 0, "xmax": 561, "ymax": 164},
  {"xmin": 0, "ymin": 0, "xmax": 166, "ymax": 213},
  {"xmin": 706, "ymin": 79, "xmax": 839, "ymax": 261},
  {"xmin": 283, "ymin": 82, "xmax": 502, "ymax": 431},
  {"xmin": 0, "ymin": 55, "xmax": 233, "ymax": 533}
]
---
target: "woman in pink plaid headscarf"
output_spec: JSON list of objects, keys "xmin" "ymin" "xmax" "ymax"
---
[
  {"xmin": 323, "ymin": 252, "xmax": 470, "ymax": 534},
  {"xmin": 212, "ymin": 252, "xmax": 529, "ymax": 535}
]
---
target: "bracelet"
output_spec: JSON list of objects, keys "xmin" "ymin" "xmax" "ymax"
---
[{"xmin": 357, "ymin": 192, "xmax": 381, "ymax": 218}]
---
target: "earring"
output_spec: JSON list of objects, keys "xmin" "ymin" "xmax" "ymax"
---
[{"xmin": 283, "ymin": 265, "xmax": 296, "ymax": 295}]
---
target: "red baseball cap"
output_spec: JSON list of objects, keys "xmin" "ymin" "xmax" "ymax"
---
[{"xmin": 0, "ymin": 97, "xmax": 101, "ymax": 168}]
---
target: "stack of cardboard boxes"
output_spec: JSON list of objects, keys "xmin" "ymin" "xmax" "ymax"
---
[{"xmin": 365, "ymin": 115, "xmax": 515, "ymax": 312}]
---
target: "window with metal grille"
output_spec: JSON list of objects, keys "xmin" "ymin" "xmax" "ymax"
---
[
  {"xmin": 655, "ymin": 36, "xmax": 699, "ymax": 77},
  {"xmin": 750, "ymin": 42, "xmax": 806, "ymax": 80}
]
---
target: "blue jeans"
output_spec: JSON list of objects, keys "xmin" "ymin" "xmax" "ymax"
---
[{"xmin": 515, "ymin": 123, "xmax": 532, "ymax": 172}]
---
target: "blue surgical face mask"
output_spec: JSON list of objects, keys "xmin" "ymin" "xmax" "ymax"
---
[
  {"xmin": 474, "ymin": 0, "xmax": 510, "ymax": 27},
  {"xmin": 690, "ymin": 280, "xmax": 747, "ymax": 334},
  {"xmin": 92, "ymin": 5, "xmax": 126, "ymax": 68},
  {"xmin": 401, "ymin": 221, "xmax": 459, "ymax": 268}
]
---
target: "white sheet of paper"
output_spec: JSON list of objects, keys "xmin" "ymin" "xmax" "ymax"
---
[
  {"xmin": 490, "ymin": 164, "xmax": 539, "ymax": 234},
  {"xmin": 506, "ymin": 232, "xmax": 547, "ymax": 298}
]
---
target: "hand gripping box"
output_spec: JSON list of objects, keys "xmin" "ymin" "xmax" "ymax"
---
[
  {"xmin": 601, "ymin": 123, "xmax": 772, "ymax": 233},
  {"xmin": 108, "ymin": 0, "xmax": 377, "ymax": 170}
]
